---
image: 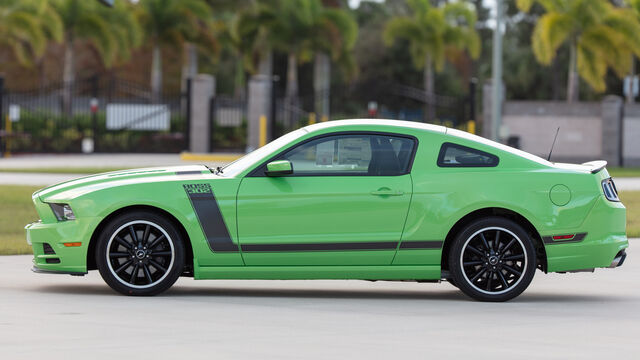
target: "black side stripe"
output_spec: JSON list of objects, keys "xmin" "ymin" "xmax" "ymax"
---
[
  {"xmin": 241, "ymin": 242, "xmax": 398, "ymax": 252},
  {"xmin": 240, "ymin": 240, "xmax": 444, "ymax": 252},
  {"xmin": 399, "ymin": 240, "xmax": 444, "ymax": 249},
  {"xmin": 542, "ymin": 232, "xmax": 587, "ymax": 244},
  {"xmin": 184, "ymin": 184, "xmax": 239, "ymax": 252}
]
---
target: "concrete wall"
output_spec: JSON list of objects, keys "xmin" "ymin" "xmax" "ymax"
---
[
  {"xmin": 502, "ymin": 101, "xmax": 602, "ymax": 163},
  {"xmin": 482, "ymin": 83, "xmax": 634, "ymax": 166},
  {"xmin": 624, "ymin": 104, "xmax": 640, "ymax": 166}
]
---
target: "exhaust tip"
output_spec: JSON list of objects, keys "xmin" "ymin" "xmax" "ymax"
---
[{"xmin": 609, "ymin": 250, "xmax": 627, "ymax": 268}]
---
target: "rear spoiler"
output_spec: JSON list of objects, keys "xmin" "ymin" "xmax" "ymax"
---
[{"xmin": 582, "ymin": 160, "xmax": 607, "ymax": 174}]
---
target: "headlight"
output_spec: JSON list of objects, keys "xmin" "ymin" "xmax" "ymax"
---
[{"xmin": 49, "ymin": 203, "xmax": 76, "ymax": 221}]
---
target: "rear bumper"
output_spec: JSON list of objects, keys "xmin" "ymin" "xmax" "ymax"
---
[{"xmin": 545, "ymin": 196, "xmax": 628, "ymax": 273}]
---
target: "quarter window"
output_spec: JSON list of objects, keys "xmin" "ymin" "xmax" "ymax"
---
[
  {"xmin": 277, "ymin": 134, "xmax": 415, "ymax": 176},
  {"xmin": 437, "ymin": 142, "xmax": 499, "ymax": 167}
]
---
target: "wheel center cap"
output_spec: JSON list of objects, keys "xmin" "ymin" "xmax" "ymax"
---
[
  {"xmin": 135, "ymin": 250, "xmax": 146, "ymax": 259},
  {"xmin": 488, "ymin": 256, "xmax": 499, "ymax": 265}
]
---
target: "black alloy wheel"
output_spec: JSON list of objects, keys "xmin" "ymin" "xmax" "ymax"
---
[
  {"xmin": 96, "ymin": 211, "xmax": 185, "ymax": 296},
  {"xmin": 449, "ymin": 217, "xmax": 536, "ymax": 302}
]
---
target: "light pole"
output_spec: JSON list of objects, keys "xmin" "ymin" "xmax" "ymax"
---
[{"xmin": 491, "ymin": 0, "xmax": 503, "ymax": 142}]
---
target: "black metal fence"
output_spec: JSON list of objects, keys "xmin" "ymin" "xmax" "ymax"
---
[
  {"xmin": 0, "ymin": 74, "xmax": 187, "ymax": 153},
  {"xmin": 1, "ymin": 74, "xmax": 474, "ymax": 154}
]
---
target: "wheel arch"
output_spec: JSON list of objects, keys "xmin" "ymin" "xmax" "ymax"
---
[
  {"xmin": 440, "ymin": 207, "xmax": 547, "ymax": 273},
  {"xmin": 86, "ymin": 205, "xmax": 194, "ymax": 275}
]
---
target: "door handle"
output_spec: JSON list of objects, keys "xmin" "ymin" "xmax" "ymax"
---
[{"xmin": 371, "ymin": 188, "xmax": 404, "ymax": 196}]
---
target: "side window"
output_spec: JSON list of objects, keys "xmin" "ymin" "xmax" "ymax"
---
[
  {"xmin": 278, "ymin": 134, "xmax": 415, "ymax": 176},
  {"xmin": 437, "ymin": 142, "xmax": 499, "ymax": 167}
]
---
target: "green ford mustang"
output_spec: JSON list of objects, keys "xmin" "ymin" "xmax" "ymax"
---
[{"xmin": 25, "ymin": 120, "xmax": 628, "ymax": 301}]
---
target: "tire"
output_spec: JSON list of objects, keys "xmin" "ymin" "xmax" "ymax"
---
[
  {"xmin": 449, "ymin": 217, "xmax": 536, "ymax": 302},
  {"xmin": 96, "ymin": 210, "xmax": 185, "ymax": 296}
]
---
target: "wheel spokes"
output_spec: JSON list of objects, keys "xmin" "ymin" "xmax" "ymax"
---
[
  {"xmin": 115, "ymin": 260, "xmax": 133, "ymax": 273},
  {"xmin": 461, "ymin": 228, "xmax": 526, "ymax": 294},
  {"xmin": 108, "ymin": 221, "xmax": 174, "ymax": 288},
  {"xmin": 147, "ymin": 234, "xmax": 166, "ymax": 250}
]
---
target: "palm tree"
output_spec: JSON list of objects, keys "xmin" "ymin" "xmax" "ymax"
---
[
  {"xmin": 310, "ymin": 2, "xmax": 358, "ymax": 121},
  {"xmin": 137, "ymin": 0, "xmax": 216, "ymax": 102},
  {"xmin": 52, "ymin": 0, "xmax": 140, "ymax": 115},
  {"xmin": 383, "ymin": 0, "xmax": 480, "ymax": 122},
  {"xmin": 221, "ymin": 12, "xmax": 262, "ymax": 98},
  {"xmin": 0, "ymin": 0, "xmax": 62, "ymax": 66},
  {"xmin": 627, "ymin": 0, "xmax": 640, "ymax": 103},
  {"xmin": 517, "ymin": 0, "xmax": 640, "ymax": 102},
  {"xmin": 247, "ymin": 0, "xmax": 357, "ymax": 126}
]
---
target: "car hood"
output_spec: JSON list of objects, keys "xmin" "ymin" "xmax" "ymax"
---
[{"xmin": 34, "ymin": 164, "xmax": 213, "ymax": 202}]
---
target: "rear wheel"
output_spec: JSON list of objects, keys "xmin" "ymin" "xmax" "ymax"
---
[
  {"xmin": 96, "ymin": 211, "xmax": 185, "ymax": 296},
  {"xmin": 449, "ymin": 217, "xmax": 536, "ymax": 302}
]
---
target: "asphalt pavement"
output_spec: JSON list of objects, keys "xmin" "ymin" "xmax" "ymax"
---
[{"xmin": 1, "ymin": 245, "xmax": 638, "ymax": 359}]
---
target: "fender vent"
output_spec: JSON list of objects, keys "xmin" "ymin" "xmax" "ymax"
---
[{"xmin": 43, "ymin": 243, "xmax": 56, "ymax": 255}]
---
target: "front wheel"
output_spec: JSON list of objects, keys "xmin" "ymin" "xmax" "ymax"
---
[
  {"xmin": 96, "ymin": 211, "xmax": 185, "ymax": 296},
  {"xmin": 449, "ymin": 217, "xmax": 536, "ymax": 302}
]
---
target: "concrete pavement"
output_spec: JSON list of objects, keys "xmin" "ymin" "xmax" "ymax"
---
[
  {"xmin": 0, "ymin": 153, "xmax": 199, "ymax": 169},
  {"xmin": 0, "ymin": 246, "xmax": 638, "ymax": 359}
]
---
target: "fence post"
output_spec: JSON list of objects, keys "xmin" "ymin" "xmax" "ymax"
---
[
  {"xmin": 185, "ymin": 78, "xmax": 192, "ymax": 151},
  {"xmin": 188, "ymin": 74, "xmax": 215, "ymax": 153},
  {"xmin": 0, "ymin": 76, "xmax": 4, "ymax": 157},
  {"xmin": 468, "ymin": 78, "xmax": 477, "ymax": 134},
  {"xmin": 209, "ymin": 95, "xmax": 215, "ymax": 153},
  {"xmin": 91, "ymin": 75, "xmax": 99, "ymax": 152}
]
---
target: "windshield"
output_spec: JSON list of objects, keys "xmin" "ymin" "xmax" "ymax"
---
[{"xmin": 220, "ymin": 128, "xmax": 309, "ymax": 177}]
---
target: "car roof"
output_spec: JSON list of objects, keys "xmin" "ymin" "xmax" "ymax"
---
[
  {"xmin": 304, "ymin": 118, "xmax": 552, "ymax": 166},
  {"xmin": 304, "ymin": 118, "xmax": 447, "ymax": 134}
]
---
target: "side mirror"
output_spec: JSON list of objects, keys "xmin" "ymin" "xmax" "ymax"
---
[{"xmin": 265, "ymin": 160, "xmax": 293, "ymax": 176}]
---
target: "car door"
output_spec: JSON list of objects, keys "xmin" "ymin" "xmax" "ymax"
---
[{"xmin": 236, "ymin": 132, "xmax": 416, "ymax": 266}]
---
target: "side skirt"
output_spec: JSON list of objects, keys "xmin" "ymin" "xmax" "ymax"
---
[{"xmin": 195, "ymin": 265, "xmax": 441, "ymax": 281}]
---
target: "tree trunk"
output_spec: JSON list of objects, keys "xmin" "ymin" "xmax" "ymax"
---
[
  {"xmin": 181, "ymin": 43, "xmax": 198, "ymax": 93},
  {"xmin": 627, "ymin": 58, "xmax": 636, "ymax": 104},
  {"xmin": 424, "ymin": 54, "xmax": 435, "ymax": 122},
  {"xmin": 285, "ymin": 52, "xmax": 298, "ymax": 128},
  {"xmin": 62, "ymin": 34, "xmax": 75, "ymax": 117},
  {"xmin": 234, "ymin": 52, "xmax": 246, "ymax": 99},
  {"xmin": 257, "ymin": 50, "xmax": 273, "ymax": 77},
  {"xmin": 314, "ymin": 52, "xmax": 331, "ymax": 121},
  {"xmin": 151, "ymin": 42, "xmax": 162, "ymax": 103},
  {"xmin": 567, "ymin": 41, "xmax": 579, "ymax": 103}
]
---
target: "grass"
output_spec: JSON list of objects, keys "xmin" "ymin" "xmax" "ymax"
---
[
  {"xmin": 620, "ymin": 191, "xmax": 640, "ymax": 238},
  {"xmin": 609, "ymin": 168, "xmax": 640, "ymax": 178},
  {"xmin": 0, "ymin": 186, "xmax": 638, "ymax": 255},
  {"xmin": 0, "ymin": 167, "xmax": 133, "ymax": 175},
  {"xmin": 0, "ymin": 186, "xmax": 40, "ymax": 255}
]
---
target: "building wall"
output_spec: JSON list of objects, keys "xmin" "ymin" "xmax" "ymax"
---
[
  {"xmin": 502, "ymin": 101, "xmax": 602, "ymax": 163},
  {"xmin": 624, "ymin": 104, "xmax": 640, "ymax": 167}
]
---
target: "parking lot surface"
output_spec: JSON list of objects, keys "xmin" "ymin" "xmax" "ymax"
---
[{"xmin": 1, "ymin": 247, "xmax": 638, "ymax": 359}]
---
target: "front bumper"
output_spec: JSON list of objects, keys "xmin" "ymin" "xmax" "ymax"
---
[{"xmin": 25, "ymin": 217, "xmax": 99, "ymax": 274}]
